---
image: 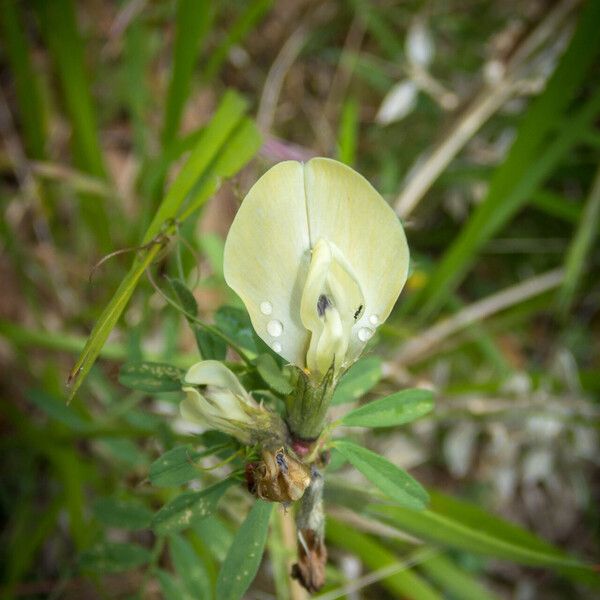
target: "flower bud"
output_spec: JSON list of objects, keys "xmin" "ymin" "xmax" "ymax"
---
[{"xmin": 181, "ymin": 360, "xmax": 286, "ymax": 446}]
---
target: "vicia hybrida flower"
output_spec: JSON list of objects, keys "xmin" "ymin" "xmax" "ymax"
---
[
  {"xmin": 224, "ymin": 157, "xmax": 409, "ymax": 381},
  {"xmin": 181, "ymin": 360, "xmax": 287, "ymax": 446}
]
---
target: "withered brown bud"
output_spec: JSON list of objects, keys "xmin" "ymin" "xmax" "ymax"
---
[
  {"xmin": 291, "ymin": 528, "xmax": 327, "ymax": 593},
  {"xmin": 246, "ymin": 447, "xmax": 311, "ymax": 504},
  {"xmin": 292, "ymin": 468, "xmax": 327, "ymax": 592}
]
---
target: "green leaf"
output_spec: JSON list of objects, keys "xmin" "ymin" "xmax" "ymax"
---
[
  {"xmin": 79, "ymin": 542, "xmax": 151, "ymax": 573},
  {"xmin": 333, "ymin": 439, "xmax": 429, "ymax": 510},
  {"xmin": 332, "ymin": 356, "xmax": 383, "ymax": 405},
  {"xmin": 0, "ymin": 0, "xmax": 46, "ymax": 159},
  {"xmin": 162, "ymin": 0, "xmax": 214, "ymax": 145},
  {"xmin": 68, "ymin": 90, "xmax": 250, "ymax": 401},
  {"xmin": 417, "ymin": 552, "xmax": 499, "ymax": 600},
  {"xmin": 36, "ymin": 0, "xmax": 111, "ymax": 249},
  {"xmin": 98, "ymin": 438, "xmax": 150, "ymax": 468},
  {"xmin": 152, "ymin": 479, "xmax": 233, "ymax": 535},
  {"xmin": 327, "ymin": 518, "xmax": 443, "ymax": 600},
  {"xmin": 413, "ymin": 0, "xmax": 600, "ymax": 317},
  {"xmin": 118, "ymin": 362, "xmax": 185, "ymax": 393},
  {"xmin": 170, "ymin": 534, "xmax": 211, "ymax": 600},
  {"xmin": 214, "ymin": 305, "xmax": 259, "ymax": 354},
  {"xmin": 155, "ymin": 569, "xmax": 191, "ymax": 600},
  {"xmin": 92, "ymin": 497, "xmax": 153, "ymax": 530},
  {"xmin": 195, "ymin": 328, "xmax": 227, "ymax": 361},
  {"xmin": 169, "ymin": 277, "xmax": 199, "ymax": 317},
  {"xmin": 557, "ymin": 164, "xmax": 600, "ymax": 313},
  {"xmin": 216, "ymin": 499, "xmax": 273, "ymax": 600},
  {"xmin": 149, "ymin": 444, "xmax": 230, "ymax": 487},
  {"xmin": 255, "ymin": 354, "xmax": 293, "ymax": 395},
  {"xmin": 337, "ymin": 96, "xmax": 359, "ymax": 166},
  {"xmin": 192, "ymin": 517, "xmax": 233, "ymax": 562},
  {"xmin": 340, "ymin": 388, "xmax": 434, "ymax": 428},
  {"xmin": 26, "ymin": 389, "xmax": 90, "ymax": 432},
  {"xmin": 370, "ymin": 497, "xmax": 589, "ymax": 570}
]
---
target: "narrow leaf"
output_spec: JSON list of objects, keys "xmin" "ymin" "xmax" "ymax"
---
[
  {"xmin": 79, "ymin": 542, "xmax": 151, "ymax": 573},
  {"xmin": 26, "ymin": 389, "xmax": 90, "ymax": 432},
  {"xmin": 332, "ymin": 356, "xmax": 383, "ymax": 405},
  {"xmin": 118, "ymin": 362, "xmax": 184, "ymax": 392},
  {"xmin": 340, "ymin": 388, "xmax": 434, "ymax": 428},
  {"xmin": 195, "ymin": 327, "xmax": 227, "ymax": 360},
  {"xmin": 92, "ymin": 497, "xmax": 153, "ymax": 530},
  {"xmin": 557, "ymin": 163, "xmax": 600, "ymax": 313},
  {"xmin": 0, "ymin": 0, "xmax": 46, "ymax": 158},
  {"xmin": 155, "ymin": 569, "xmax": 190, "ymax": 600},
  {"xmin": 255, "ymin": 354, "xmax": 293, "ymax": 395},
  {"xmin": 152, "ymin": 479, "xmax": 233, "ymax": 535},
  {"xmin": 214, "ymin": 306, "xmax": 259, "ymax": 354},
  {"xmin": 162, "ymin": 0, "xmax": 214, "ymax": 145},
  {"xmin": 169, "ymin": 277, "xmax": 199, "ymax": 317},
  {"xmin": 417, "ymin": 552, "xmax": 499, "ymax": 600},
  {"xmin": 327, "ymin": 518, "xmax": 442, "ymax": 600},
  {"xmin": 149, "ymin": 444, "xmax": 230, "ymax": 487},
  {"xmin": 170, "ymin": 534, "xmax": 211, "ymax": 599},
  {"xmin": 333, "ymin": 439, "xmax": 428, "ymax": 509},
  {"xmin": 370, "ymin": 501, "xmax": 589, "ymax": 570},
  {"xmin": 216, "ymin": 500, "xmax": 273, "ymax": 600}
]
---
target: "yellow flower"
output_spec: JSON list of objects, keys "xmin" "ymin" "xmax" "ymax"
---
[{"xmin": 224, "ymin": 158, "xmax": 409, "ymax": 379}]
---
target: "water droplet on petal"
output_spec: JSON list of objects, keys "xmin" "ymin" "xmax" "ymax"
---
[
  {"xmin": 260, "ymin": 301, "xmax": 273, "ymax": 315},
  {"xmin": 369, "ymin": 314, "xmax": 379, "ymax": 325},
  {"xmin": 358, "ymin": 327, "xmax": 374, "ymax": 342},
  {"xmin": 272, "ymin": 341, "xmax": 282, "ymax": 353},
  {"xmin": 267, "ymin": 319, "xmax": 283, "ymax": 337}
]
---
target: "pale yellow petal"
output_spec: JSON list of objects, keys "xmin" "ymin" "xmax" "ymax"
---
[
  {"xmin": 184, "ymin": 360, "xmax": 250, "ymax": 401},
  {"xmin": 180, "ymin": 387, "xmax": 213, "ymax": 425},
  {"xmin": 223, "ymin": 161, "xmax": 311, "ymax": 367},
  {"xmin": 304, "ymin": 158, "xmax": 409, "ymax": 362}
]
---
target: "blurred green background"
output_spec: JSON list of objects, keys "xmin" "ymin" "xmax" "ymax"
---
[{"xmin": 1, "ymin": 0, "xmax": 599, "ymax": 598}]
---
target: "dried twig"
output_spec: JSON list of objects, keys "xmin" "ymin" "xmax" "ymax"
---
[
  {"xmin": 394, "ymin": 268, "xmax": 565, "ymax": 365},
  {"xmin": 393, "ymin": 0, "xmax": 580, "ymax": 217}
]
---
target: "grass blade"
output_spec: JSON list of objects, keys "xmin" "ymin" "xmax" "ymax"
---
[
  {"xmin": 556, "ymin": 163, "xmax": 600, "ymax": 314},
  {"xmin": 326, "ymin": 518, "xmax": 442, "ymax": 600},
  {"xmin": 336, "ymin": 96, "xmax": 359, "ymax": 166},
  {"xmin": 203, "ymin": 0, "xmax": 272, "ymax": 81},
  {"xmin": 370, "ymin": 498, "xmax": 594, "ymax": 574},
  {"xmin": 0, "ymin": 0, "xmax": 46, "ymax": 159},
  {"xmin": 36, "ymin": 0, "xmax": 111, "ymax": 248},
  {"xmin": 162, "ymin": 0, "xmax": 214, "ymax": 146}
]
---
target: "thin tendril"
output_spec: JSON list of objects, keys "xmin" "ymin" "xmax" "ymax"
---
[{"xmin": 88, "ymin": 219, "xmax": 177, "ymax": 283}]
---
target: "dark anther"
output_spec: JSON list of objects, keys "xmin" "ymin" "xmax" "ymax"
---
[
  {"xmin": 353, "ymin": 304, "xmax": 364, "ymax": 320},
  {"xmin": 275, "ymin": 451, "xmax": 288, "ymax": 474},
  {"xmin": 317, "ymin": 294, "xmax": 331, "ymax": 317}
]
